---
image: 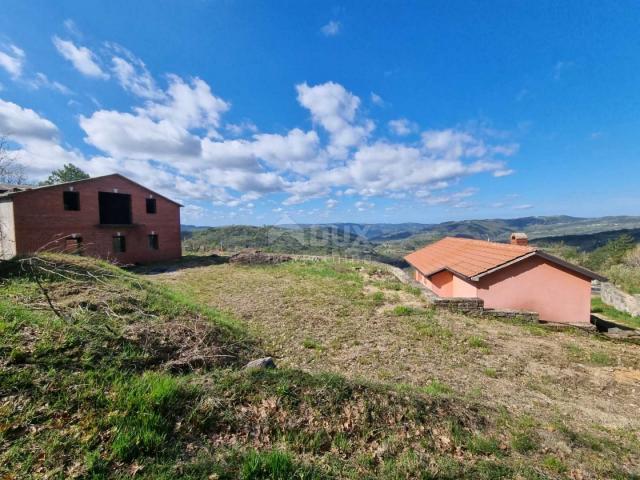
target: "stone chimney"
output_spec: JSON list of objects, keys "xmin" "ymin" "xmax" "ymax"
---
[{"xmin": 510, "ymin": 232, "xmax": 528, "ymax": 246}]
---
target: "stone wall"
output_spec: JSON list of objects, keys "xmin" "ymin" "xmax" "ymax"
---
[
  {"xmin": 433, "ymin": 297, "xmax": 484, "ymax": 314},
  {"xmin": 432, "ymin": 296, "xmax": 540, "ymax": 322},
  {"xmin": 601, "ymin": 282, "xmax": 640, "ymax": 317}
]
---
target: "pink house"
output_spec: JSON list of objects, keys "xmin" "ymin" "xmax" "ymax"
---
[{"xmin": 405, "ymin": 234, "xmax": 606, "ymax": 325}]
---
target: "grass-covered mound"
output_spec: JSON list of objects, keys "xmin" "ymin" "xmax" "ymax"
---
[{"xmin": 1, "ymin": 255, "xmax": 637, "ymax": 479}]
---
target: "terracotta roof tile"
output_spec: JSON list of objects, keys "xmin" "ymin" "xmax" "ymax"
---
[{"xmin": 404, "ymin": 237, "xmax": 537, "ymax": 278}]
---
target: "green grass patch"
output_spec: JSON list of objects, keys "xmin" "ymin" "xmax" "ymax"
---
[
  {"xmin": 421, "ymin": 379, "xmax": 452, "ymax": 396},
  {"xmin": 392, "ymin": 305, "xmax": 415, "ymax": 316},
  {"xmin": 592, "ymin": 297, "xmax": 640, "ymax": 329},
  {"xmin": 110, "ymin": 372, "xmax": 197, "ymax": 461},
  {"xmin": 483, "ymin": 368, "xmax": 498, "ymax": 378},
  {"xmin": 302, "ymin": 338, "xmax": 323, "ymax": 350}
]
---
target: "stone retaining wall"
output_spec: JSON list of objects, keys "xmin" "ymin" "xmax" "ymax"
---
[
  {"xmin": 433, "ymin": 296, "xmax": 540, "ymax": 322},
  {"xmin": 601, "ymin": 282, "xmax": 640, "ymax": 316},
  {"xmin": 433, "ymin": 297, "xmax": 484, "ymax": 314}
]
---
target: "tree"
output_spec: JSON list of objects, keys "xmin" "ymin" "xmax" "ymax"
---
[
  {"xmin": 0, "ymin": 136, "xmax": 26, "ymax": 185},
  {"xmin": 40, "ymin": 163, "xmax": 90, "ymax": 186}
]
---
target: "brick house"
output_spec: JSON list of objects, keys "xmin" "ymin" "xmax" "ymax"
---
[
  {"xmin": 405, "ymin": 234, "xmax": 606, "ymax": 325},
  {"xmin": 0, "ymin": 174, "xmax": 182, "ymax": 264}
]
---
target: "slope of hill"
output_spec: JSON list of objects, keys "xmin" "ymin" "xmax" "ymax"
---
[
  {"xmin": 3, "ymin": 254, "xmax": 639, "ymax": 478},
  {"xmin": 182, "ymin": 224, "xmax": 405, "ymax": 265},
  {"xmin": 182, "ymin": 217, "xmax": 640, "ymax": 264},
  {"xmin": 533, "ymin": 228, "xmax": 640, "ymax": 252}
]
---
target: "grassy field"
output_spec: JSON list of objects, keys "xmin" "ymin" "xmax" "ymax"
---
[
  {"xmin": 152, "ymin": 258, "xmax": 640, "ymax": 478},
  {"xmin": 2, "ymin": 254, "xmax": 640, "ymax": 478},
  {"xmin": 592, "ymin": 297, "xmax": 640, "ymax": 329}
]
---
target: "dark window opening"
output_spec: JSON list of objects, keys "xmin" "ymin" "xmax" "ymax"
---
[
  {"xmin": 63, "ymin": 191, "xmax": 80, "ymax": 211},
  {"xmin": 146, "ymin": 198, "xmax": 157, "ymax": 214},
  {"xmin": 65, "ymin": 237, "xmax": 83, "ymax": 255},
  {"xmin": 113, "ymin": 235, "xmax": 126, "ymax": 253},
  {"xmin": 148, "ymin": 234, "xmax": 159, "ymax": 250},
  {"xmin": 99, "ymin": 192, "xmax": 132, "ymax": 225}
]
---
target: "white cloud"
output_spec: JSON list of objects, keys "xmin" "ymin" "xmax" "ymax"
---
[
  {"xmin": 63, "ymin": 19, "xmax": 82, "ymax": 38},
  {"xmin": 4, "ymin": 37, "xmax": 519, "ymax": 216},
  {"xmin": 423, "ymin": 188, "xmax": 477, "ymax": 206},
  {"xmin": 493, "ymin": 168, "xmax": 514, "ymax": 177},
  {"xmin": 80, "ymin": 109, "xmax": 201, "ymax": 160},
  {"xmin": 513, "ymin": 204, "xmax": 533, "ymax": 210},
  {"xmin": 296, "ymin": 81, "xmax": 373, "ymax": 159},
  {"xmin": 0, "ymin": 98, "xmax": 59, "ymax": 142},
  {"xmin": 252, "ymin": 128, "xmax": 322, "ymax": 174},
  {"xmin": 355, "ymin": 200, "xmax": 374, "ymax": 211},
  {"xmin": 28, "ymin": 73, "xmax": 72, "ymax": 95},
  {"xmin": 111, "ymin": 56, "xmax": 163, "ymax": 99},
  {"xmin": 370, "ymin": 92, "xmax": 384, "ymax": 106},
  {"xmin": 388, "ymin": 118, "xmax": 417, "ymax": 136},
  {"xmin": 321, "ymin": 20, "xmax": 341, "ymax": 36},
  {"xmin": 140, "ymin": 75, "xmax": 229, "ymax": 132},
  {"xmin": 225, "ymin": 120, "xmax": 258, "ymax": 137},
  {"xmin": 53, "ymin": 37, "xmax": 108, "ymax": 79},
  {"xmin": 182, "ymin": 204, "xmax": 206, "ymax": 221},
  {"xmin": 0, "ymin": 44, "xmax": 25, "ymax": 78}
]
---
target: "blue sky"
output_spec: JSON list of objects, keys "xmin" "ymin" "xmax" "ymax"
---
[{"xmin": 0, "ymin": 1, "xmax": 638, "ymax": 226}]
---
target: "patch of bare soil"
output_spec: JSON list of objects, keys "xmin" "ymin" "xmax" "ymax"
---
[{"xmin": 152, "ymin": 260, "xmax": 640, "ymax": 475}]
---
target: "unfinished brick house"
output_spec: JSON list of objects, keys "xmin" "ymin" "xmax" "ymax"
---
[
  {"xmin": 405, "ymin": 234, "xmax": 606, "ymax": 325},
  {"xmin": 0, "ymin": 174, "xmax": 181, "ymax": 264}
]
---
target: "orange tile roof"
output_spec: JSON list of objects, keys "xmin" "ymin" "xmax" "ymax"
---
[{"xmin": 404, "ymin": 236, "xmax": 537, "ymax": 279}]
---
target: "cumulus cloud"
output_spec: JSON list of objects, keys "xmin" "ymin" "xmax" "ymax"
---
[
  {"xmin": 4, "ymin": 30, "xmax": 519, "ymax": 217},
  {"xmin": 321, "ymin": 20, "xmax": 341, "ymax": 36},
  {"xmin": 140, "ymin": 75, "xmax": 229, "ymax": 132},
  {"xmin": 0, "ymin": 98, "xmax": 59, "ymax": 142},
  {"xmin": 388, "ymin": 118, "xmax": 417, "ymax": 136},
  {"xmin": 52, "ymin": 37, "xmax": 108, "ymax": 79},
  {"xmin": 111, "ymin": 56, "xmax": 163, "ymax": 99},
  {"xmin": 80, "ymin": 110, "xmax": 202, "ymax": 160},
  {"xmin": 296, "ymin": 81, "xmax": 373, "ymax": 158},
  {"xmin": 0, "ymin": 44, "xmax": 25, "ymax": 78}
]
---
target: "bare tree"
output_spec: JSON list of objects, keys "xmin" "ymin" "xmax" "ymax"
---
[{"xmin": 0, "ymin": 136, "xmax": 26, "ymax": 185}]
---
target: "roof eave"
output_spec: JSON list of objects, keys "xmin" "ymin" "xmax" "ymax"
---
[{"xmin": 4, "ymin": 173, "xmax": 184, "ymax": 207}]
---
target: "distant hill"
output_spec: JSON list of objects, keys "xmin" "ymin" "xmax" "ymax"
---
[
  {"xmin": 278, "ymin": 216, "xmax": 640, "ymax": 242},
  {"xmin": 181, "ymin": 216, "xmax": 640, "ymax": 263},
  {"xmin": 532, "ymin": 228, "xmax": 640, "ymax": 252}
]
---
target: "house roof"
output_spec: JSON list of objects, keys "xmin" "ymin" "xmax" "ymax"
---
[
  {"xmin": 404, "ymin": 236, "xmax": 606, "ymax": 282},
  {"xmin": 0, "ymin": 174, "xmax": 183, "ymax": 207}
]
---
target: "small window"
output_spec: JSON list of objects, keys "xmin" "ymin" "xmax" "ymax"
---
[
  {"xmin": 65, "ymin": 237, "xmax": 82, "ymax": 255},
  {"xmin": 63, "ymin": 191, "xmax": 80, "ymax": 211},
  {"xmin": 113, "ymin": 235, "xmax": 126, "ymax": 253},
  {"xmin": 148, "ymin": 234, "xmax": 159, "ymax": 250},
  {"xmin": 146, "ymin": 198, "xmax": 157, "ymax": 214}
]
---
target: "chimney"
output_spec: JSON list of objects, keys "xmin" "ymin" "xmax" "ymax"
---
[{"xmin": 510, "ymin": 232, "xmax": 528, "ymax": 246}]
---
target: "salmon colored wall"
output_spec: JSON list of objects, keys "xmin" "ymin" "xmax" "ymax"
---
[
  {"xmin": 476, "ymin": 256, "xmax": 592, "ymax": 324},
  {"xmin": 415, "ymin": 269, "xmax": 477, "ymax": 298},
  {"xmin": 430, "ymin": 270, "xmax": 454, "ymax": 297},
  {"xmin": 451, "ymin": 275, "xmax": 478, "ymax": 297}
]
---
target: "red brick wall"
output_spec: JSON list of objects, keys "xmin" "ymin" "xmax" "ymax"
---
[{"xmin": 12, "ymin": 175, "xmax": 181, "ymax": 264}]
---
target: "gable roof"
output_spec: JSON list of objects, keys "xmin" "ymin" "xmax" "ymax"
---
[
  {"xmin": 404, "ymin": 236, "xmax": 606, "ymax": 282},
  {"xmin": 0, "ymin": 173, "xmax": 182, "ymax": 207}
]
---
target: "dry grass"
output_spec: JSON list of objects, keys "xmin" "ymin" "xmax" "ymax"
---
[{"xmin": 151, "ymin": 259, "xmax": 640, "ymax": 476}]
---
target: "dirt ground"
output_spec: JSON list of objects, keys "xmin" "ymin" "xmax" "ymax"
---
[{"xmin": 151, "ymin": 259, "xmax": 640, "ymax": 473}]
